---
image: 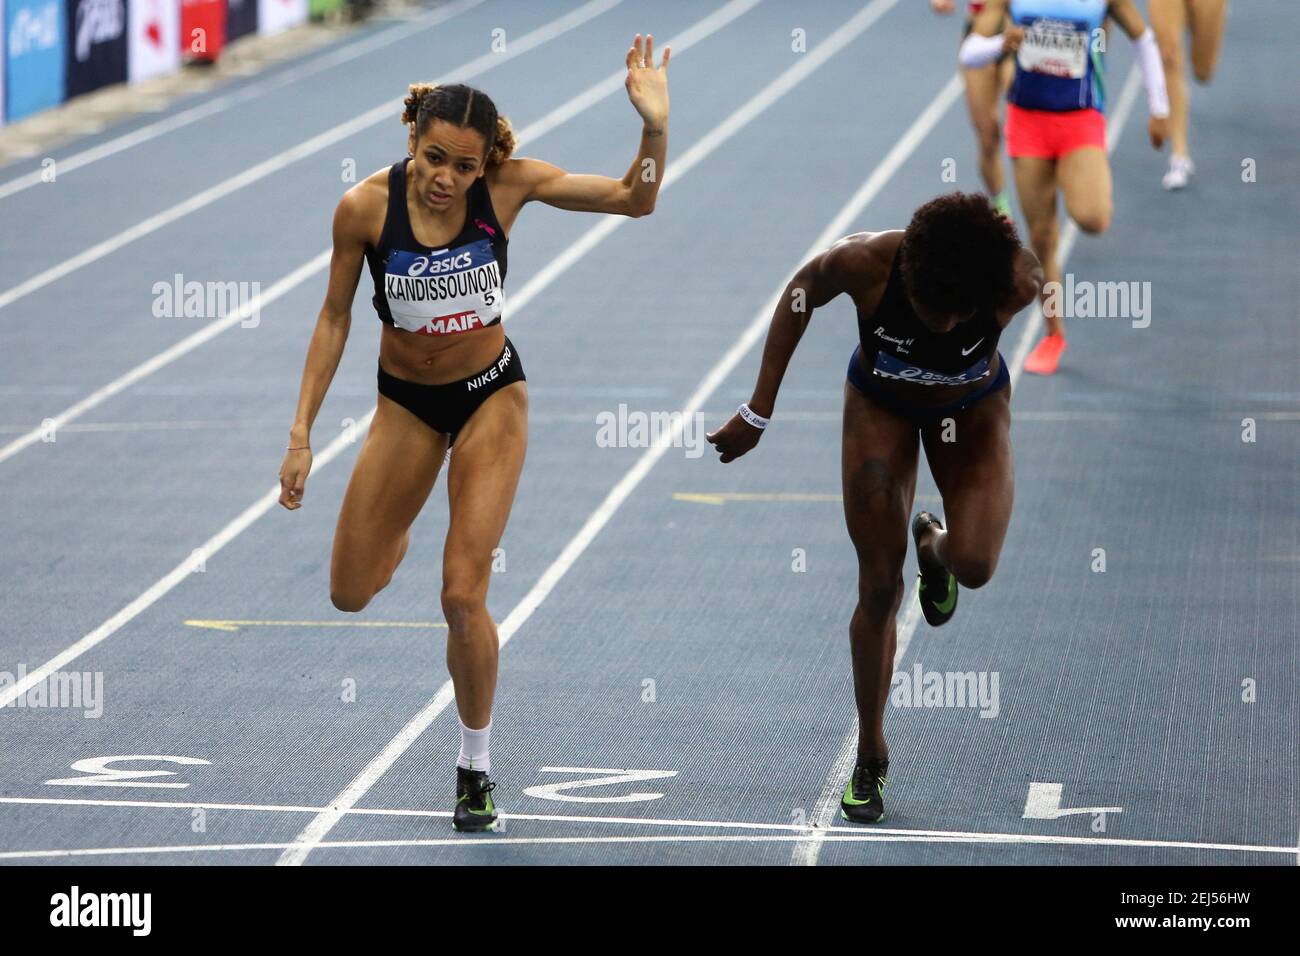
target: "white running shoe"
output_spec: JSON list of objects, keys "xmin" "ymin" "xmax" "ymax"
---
[{"xmin": 1162, "ymin": 155, "xmax": 1196, "ymax": 191}]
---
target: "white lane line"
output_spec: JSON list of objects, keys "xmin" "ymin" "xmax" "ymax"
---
[
  {"xmin": 0, "ymin": 0, "xmax": 487, "ymax": 201},
  {"xmin": 1, "ymin": 831, "xmax": 1293, "ymax": 861},
  {"xmin": 0, "ymin": 0, "xmax": 758, "ymax": 468},
  {"xmin": 0, "ymin": 409, "xmax": 360, "ymax": 712},
  {"xmin": 791, "ymin": 68, "xmax": 1146, "ymax": 867},
  {"xmin": 0, "ymin": 253, "xmax": 330, "ymax": 466},
  {"xmin": 277, "ymin": 0, "xmax": 908, "ymax": 868},
  {"xmin": 0, "ymin": 0, "xmax": 622, "ymax": 314}
]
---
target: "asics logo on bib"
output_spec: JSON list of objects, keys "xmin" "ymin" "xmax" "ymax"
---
[{"xmin": 406, "ymin": 250, "xmax": 475, "ymax": 276}]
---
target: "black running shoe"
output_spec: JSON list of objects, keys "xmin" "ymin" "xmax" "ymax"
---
[
  {"xmin": 912, "ymin": 511, "xmax": 958, "ymax": 627},
  {"xmin": 840, "ymin": 757, "xmax": 889, "ymax": 824},
  {"xmin": 452, "ymin": 766, "xmax": 498, "ymax": 832}
]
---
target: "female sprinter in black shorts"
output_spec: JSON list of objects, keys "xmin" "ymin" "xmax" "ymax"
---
[
  {"xmin": 278, "ymin": 36, "xmax": 670, "ymax": 832},
  {"xmin": 707, "ymin": 194, "xmax": 1042, "ymax": 823}
]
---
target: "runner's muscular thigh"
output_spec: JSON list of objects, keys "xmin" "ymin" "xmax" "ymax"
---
[
  {"xmin": 441, "ymin": 381, "xmax": 529, "ymax": 595},
  {"xmin": 919, "ymin": 385, "xmax": 1013, "ymax": 564},
  {"xmin": 331, "ymin": 395, "xmax": 447, "ymax": 595},
  {"xmin": 842, "ymin": 383, "xmax": 919, "ymax": 576}
]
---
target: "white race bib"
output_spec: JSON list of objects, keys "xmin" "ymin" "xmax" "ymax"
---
[
  {"xmin": 383, "ymin": 238, "xmax": 504, "ymax": 336},
  {"xmin": 1017, "ymin": 17, "xmax": 1089, "ymax": 79}
]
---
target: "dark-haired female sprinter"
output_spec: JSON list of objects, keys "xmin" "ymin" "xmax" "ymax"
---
[
  {"xmin": 708, "ymin": 194, "xmax": 1042, "ymax": 824},
  {"xmin": 278, "ymin": 37, "xmax": 670, "ymax": 832}
]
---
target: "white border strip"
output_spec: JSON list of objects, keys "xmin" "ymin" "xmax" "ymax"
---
[{"xmin": 791, "ymin": 69, "xmax": 1146, "ymax": 867}]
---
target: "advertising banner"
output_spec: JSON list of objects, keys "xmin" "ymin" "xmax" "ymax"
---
[
  {"xmin": 1, "ymin": 0, "xmax": 7, "ymax": 125},
  {"xmin": 225, "ymin": 0, "xmax": 255, "ymax": 42},
  {"xmin": 256, "ymin": 0, "xmax": 303, "ymax": 38},
  {"xmin": 64, "ymin": 0, "xmax": 127, "ymax": 98},
  {"xmin": 5, "ymin": 0, "xmax": 65, "ymax": 120},
  {"xmin": 127, "ymin": 0, "xmax": 178, "ymax": 83}
]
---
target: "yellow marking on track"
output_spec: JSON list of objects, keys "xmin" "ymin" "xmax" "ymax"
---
[{"xmin": 183, "ymin": 620, "xmax": 447, "ymax": 633}]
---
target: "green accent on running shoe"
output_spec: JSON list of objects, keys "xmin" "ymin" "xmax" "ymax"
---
[
  {"xmin": 919, "ymin": 572, "xmax": 957, "ymax": 610},
  {"xmin": 992, "ymin": 191, "xmax": 1012, "ymax": 218},
  {"xmin": 929, "ymin": 573, "xmax": 957, "ymax": 614},
  {"xmin": 842, "ymin": 776, "xmax": 883, "ymax": 806}
]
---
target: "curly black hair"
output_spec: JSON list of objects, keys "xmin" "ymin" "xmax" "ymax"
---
[
  {"xmin": 898, "ymin": 192, "xmax": 1022, "ymax": 317},
  {"xmin": 402, "ymin": 82, "xmax": 515, "ymax": 167}
]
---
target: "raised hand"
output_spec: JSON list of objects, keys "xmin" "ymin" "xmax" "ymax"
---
[{"xmin": 625, "ymin": 33, "xmax": 670, "ymax": 127}]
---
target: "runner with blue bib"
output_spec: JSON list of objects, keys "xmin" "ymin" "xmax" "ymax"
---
[{"xmin": 960, "ymin": 0, "xmax": 1170, "ymax": 375}]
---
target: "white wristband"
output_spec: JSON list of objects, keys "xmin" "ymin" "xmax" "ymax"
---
[
  {"xmin": 1132, "ymin": 29, "xmax": 1170, "ymax": 119},
  {"xmin": 737, "ymin": 403, "xmax": 770, "ymax": 430},
  {"xmin": 958, "ymin": 31, "xmax": 1005, "ymax": 69}
]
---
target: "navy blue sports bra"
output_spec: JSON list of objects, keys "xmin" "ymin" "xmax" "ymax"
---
[
  {"xmin": 365, "ymin": 158, "xmax": 508, "ymax": 336},
  {"xmin": 855, "ymin": 250, "xmax": 1003, "ymax": 387}
]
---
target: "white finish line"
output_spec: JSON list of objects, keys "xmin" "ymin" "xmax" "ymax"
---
[{"xmin": 0, "ymin": 795, "xmax": 1291, "ymax": 861}]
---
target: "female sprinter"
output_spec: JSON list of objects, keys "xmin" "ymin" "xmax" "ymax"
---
[
  {"xmin": 930, "ymin": 0, "xmax": 1017, "ymax": 218},
  {"xmin": 1149, "ymin": 0, "xmax": 1228, "ymax": 189},
  {"xmin": 707, "ymin": 194, "xmax": 1043, "ymax": 824},
  {"xmin": 277, "ymin": 37, "xmax": 670, "ymax": 832},
  {"xmin": 960, "ymin": 0, "xmax": 1169, "ymax": 376}
]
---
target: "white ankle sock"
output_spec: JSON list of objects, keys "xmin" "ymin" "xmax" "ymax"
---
[{"xmin": 457, "ymin": 719, "xmax": 491, "ymax": 773}]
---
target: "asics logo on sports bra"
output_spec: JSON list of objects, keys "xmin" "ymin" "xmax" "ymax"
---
[{"xmin": 961, "ymin": 338, "xmax": 985, "ymax": 356}]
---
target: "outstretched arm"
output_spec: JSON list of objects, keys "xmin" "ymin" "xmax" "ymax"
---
[
  {"xmin": 504, "ymin": 34, "xmax": 670, "ymax": 218},
  {"xmin": 1109, "ymin": 0, "xmax": 1170, "ymax": 148},
  {"xmin": 707, "ymin": 239, "xmax": 855, "ymax": 463},
  {"xmin": 279, "ymin": 187, "xmax": 369, "ymax": 509}
]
